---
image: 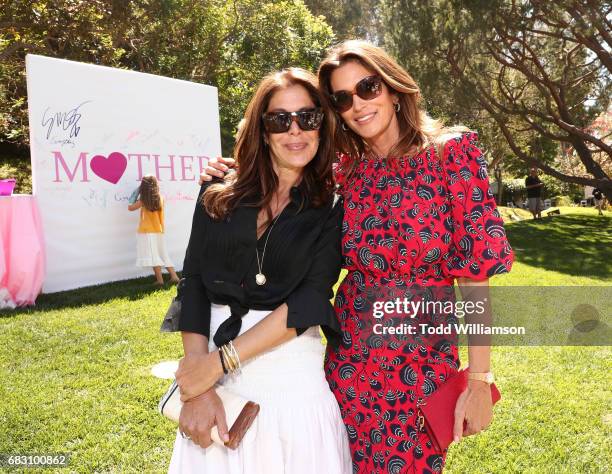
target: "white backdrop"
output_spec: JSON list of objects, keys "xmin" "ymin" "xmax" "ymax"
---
[{"xmin": 26, "ymin": 55, "xmax": 221, "ymax": 292}]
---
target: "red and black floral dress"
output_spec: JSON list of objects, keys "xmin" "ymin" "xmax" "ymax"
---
[{"xmin": 325, "ymin": 132, "xmax": 514, "ymax": 473}]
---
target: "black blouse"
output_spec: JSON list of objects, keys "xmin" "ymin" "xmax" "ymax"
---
[{"xmin": 176, "ymin": 181, "xmax": 343, "ymax": 348}]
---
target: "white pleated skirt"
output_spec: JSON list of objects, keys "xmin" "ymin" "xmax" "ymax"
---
[
  {"xmin": 168, "ymin": 304, "xmax": 352, "ymax": 474},
  {"xmin": 136, "ymin": 233, "xmax": 174, "ymax": 267}
]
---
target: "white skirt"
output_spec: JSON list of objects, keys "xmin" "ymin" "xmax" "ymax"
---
[
  {"xmin": 168, "ymin": 304, "xmax": 352, "ymax": 474},
  {"xmin": 136, "ymin": 233, "xmax": 173, "ymax": 267}
]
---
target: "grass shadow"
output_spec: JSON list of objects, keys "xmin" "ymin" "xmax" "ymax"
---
[
  {"xmin": 0, "ymin": 274, "xmax": 180, "ymax": 318},
  {"xmin": 505, "ymin": 213, "xmax": 611, "ymax": 280}
]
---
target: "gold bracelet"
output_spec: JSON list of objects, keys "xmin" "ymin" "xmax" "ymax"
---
[
  {"xmin": 226, "ymin": 345, "xmax": 238, "ymax": 373},
  {"xmin": 219, "ymin": 341, "xmax": 242, "ymax": 375},
  {"xmin": 223, "ymin": 344, "xmax": 237, "ymax": 373},
  {"xmin": 220, "ymin": 345, "xmax": 233, "ymax": 373},
  {"xmin": 221, "ymin": 345, "xmax": 236, "ymax": 373},
  {"xmin": 227, "ymin": 341, "xmax": 242, "ymax": 373}
]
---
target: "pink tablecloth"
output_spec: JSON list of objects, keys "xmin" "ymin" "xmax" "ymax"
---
[{"xmin": 0, "ymin": 195, "xmax": 45, "ymax": 308}]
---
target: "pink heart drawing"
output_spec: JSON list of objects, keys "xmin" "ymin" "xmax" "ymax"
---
[{"xmin": 90, "ymin": 152, "xmax": 127, "ymax": 184}]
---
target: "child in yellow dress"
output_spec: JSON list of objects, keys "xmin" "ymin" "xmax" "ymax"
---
[{"xmin": 128, "ymin": 175, "xmax": 179, "ymax": 286}]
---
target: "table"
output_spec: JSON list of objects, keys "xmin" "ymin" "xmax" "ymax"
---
[{"xmin": 0, "ymin": 195, "xmax": 45, "ymax": 308}]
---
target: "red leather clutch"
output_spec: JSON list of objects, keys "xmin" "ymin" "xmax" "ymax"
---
[{"xmin": 419, "ymin": 369, "xmax": 500, "ymax": 452}]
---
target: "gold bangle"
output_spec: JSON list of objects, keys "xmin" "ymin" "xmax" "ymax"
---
[
  {"xmin": 219, "ymin": 342, "xmax": 242, "ymax": 375},
  {"xmin": 220, "ymin": 345, "xmax": 235, "ymax": 373},
  {"xmin": 227, "ymin": 341, "xmax": 242, "ymax": 372},
  {"xmin": 224, "ymin": 345, "xmax": 237, "ymax": 373},
  {"xmin": 226, "ymin": 345, "xmax": 238, "ymax": 373},
  {"xmin": 225, "ymin": 346, "xmax": 236, "ymax": 372}
]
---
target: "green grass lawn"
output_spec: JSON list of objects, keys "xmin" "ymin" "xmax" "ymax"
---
[
  {"xmin": 494, "ymin": 206, "xmax": 611, "ymax": 286},
  {"xmin": 1, "ymin": 208, "xmax": 611, "ymax": 473}
]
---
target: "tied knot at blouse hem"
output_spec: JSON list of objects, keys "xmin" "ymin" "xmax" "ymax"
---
[{"xmin": 172, "ymin": 181, "xmax": 344, "ymax": 348}]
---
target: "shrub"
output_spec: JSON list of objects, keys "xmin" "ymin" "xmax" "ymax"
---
[{"xmin": 551, "ymin": 195, "xmax": 572, "ymax": 207}]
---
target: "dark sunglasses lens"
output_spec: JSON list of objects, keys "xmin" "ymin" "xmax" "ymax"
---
[
  {"xmin": 297, "ymin": 111, "xmax": 324, "ymax": 131},
  {"xmin": 331, "ymin": 92, "xmax": 353, "ymax": 112},
  {"xmin": 263, "ymin": 113, "xmax": 291, "ymax": 133},
  {"xmin": 357, "ymin": 76, "xmax": 382, "ymax": 100}
]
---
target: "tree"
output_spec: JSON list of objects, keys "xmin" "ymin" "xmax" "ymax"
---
[
  {"xmin": 382, "ymin": 0, "xmax": 612, "ymax": 200},
  {"xmin": 304, "ymin": 0, "xmax": 383, "ymax": 42},
  {"xmin": 0, "ymin": 0, "xmax": 334, "ymax": 155}
]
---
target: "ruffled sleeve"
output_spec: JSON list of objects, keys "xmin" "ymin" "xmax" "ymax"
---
[
  {"xmin": 285, "ymin": 197, "xmax": 343, "ymax": 346},
  {"xmin": 441, "ymin": 132, "xmax": 514, "ymax": 280}
]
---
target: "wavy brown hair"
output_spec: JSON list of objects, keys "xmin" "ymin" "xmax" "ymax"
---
[
  {"xmin": 202, "ymin": 68, "xmax": 336, "ymax": 225},
  {"xmin": 139, "ymin": 175, "xmax": 161, "ymax": 211},
  {"xmin": 318, "ymin": 40, "xmax": 467, "ymax": 170}
]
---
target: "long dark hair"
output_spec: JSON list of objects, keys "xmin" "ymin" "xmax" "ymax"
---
[
  {"xmin": 202, "ymin": 68, "xmax": 336, "ymax": 226},
  {"xmin": 139, "ymin": 175, "xmax": 161, "ymax": 211}
]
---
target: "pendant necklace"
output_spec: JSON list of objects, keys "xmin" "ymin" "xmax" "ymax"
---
[{"xmin": 255, "ymin": 206, "xmax": 286, "ymax": 286}]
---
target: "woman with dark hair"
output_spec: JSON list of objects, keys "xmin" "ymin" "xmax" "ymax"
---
[
  {"xmin": 204, "ymin": 40, "xmax": 514, "ymax": 473},
  {"xmin": 168, "ymin": 68, "xmax": 351, "ymax": 473}
]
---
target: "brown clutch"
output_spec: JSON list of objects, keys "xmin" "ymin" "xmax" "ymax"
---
[
  {"xmin": 159, "ymin": 381, "xmax": 260, "ymax": 449},
  {"xmin": 225, "ymin": 401, "xmax": 260, "ymax": 449}
]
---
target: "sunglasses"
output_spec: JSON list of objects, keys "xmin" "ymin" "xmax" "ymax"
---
[
  {"xmin": 261, "ymin": 108, "xmax": 324, "ymax": 134},
  {"xmin": 329, "ymin": 75, "xmax": 383, "ymax": 113}
]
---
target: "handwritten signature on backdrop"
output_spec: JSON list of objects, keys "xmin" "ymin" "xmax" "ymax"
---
[
  {"xmin": 42, "ymin": 101, "xmax": 91, "ymax": 147},
  {"xmin": 83, "ymin": 189, "xmax": 195, "ymax": 208}
]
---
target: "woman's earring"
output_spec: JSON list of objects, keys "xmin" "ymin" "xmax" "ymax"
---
[
  {"xmin": 394, "ymin": 102, "xmax": 401, "ymax": 112},
  {"xmin": 341, "ymin": 122, "xmax": 349, "ymax": 131}
]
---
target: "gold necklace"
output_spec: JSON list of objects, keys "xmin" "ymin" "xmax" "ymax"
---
[{"xmin": 255, "ymin": 205, "xmax": 286, "ymax": 286}]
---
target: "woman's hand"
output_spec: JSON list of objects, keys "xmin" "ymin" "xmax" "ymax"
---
[
  {"xmin": 453, "ymin": 379, "xmax": 493, "ymax": 442},
  {"xmin": 199, "ymin": 157, "xmax": 235, "ymax": 184},
  {"xmin": 176, "ymin": 351, "xmax": 224, "ymax": 402},
  {"xmin": 178, "ymin": 388, "xmax": 229, "ymax": 448}
]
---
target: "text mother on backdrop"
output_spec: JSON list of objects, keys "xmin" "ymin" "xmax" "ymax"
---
[{"xmin": 203, "ymin": 39, "xmax": 514, "ymax": 473}]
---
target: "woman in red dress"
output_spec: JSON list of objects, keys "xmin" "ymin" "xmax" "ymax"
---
[{"xmin": 317, "ymin": 41, "xmax": 514, "ymax": 473}]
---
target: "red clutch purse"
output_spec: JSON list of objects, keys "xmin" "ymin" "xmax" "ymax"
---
[{"xmin": 418, "ymin": 369, "xmax": 500, "ymax": 452}]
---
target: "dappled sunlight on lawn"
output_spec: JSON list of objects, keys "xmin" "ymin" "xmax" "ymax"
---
[{"xmin": 501, "ymin": 209, "xmax": 611, "ymax": 284}]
